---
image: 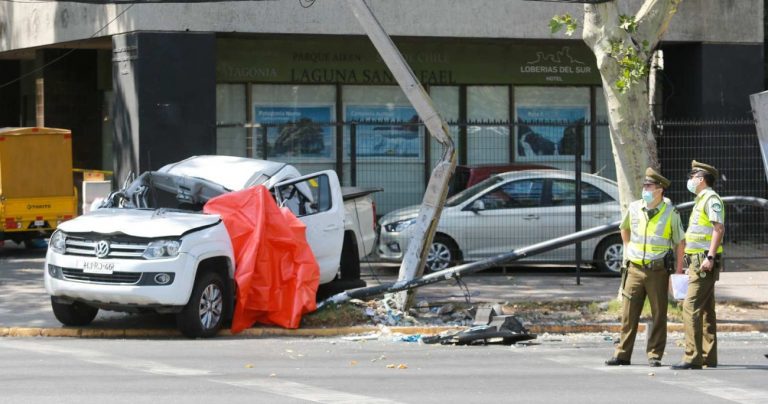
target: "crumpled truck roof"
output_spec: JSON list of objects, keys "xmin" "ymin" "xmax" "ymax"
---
[{"xmin": 158, "ymin": 155, "xmax": 302, "ymax": 191}]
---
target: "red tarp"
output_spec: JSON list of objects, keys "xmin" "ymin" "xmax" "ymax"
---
[{"xmin": 204, "ymin": 185, "xmax": 319, "ymax": 332}]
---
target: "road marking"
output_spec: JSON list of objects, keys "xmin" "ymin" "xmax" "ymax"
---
[
  {"xmin": 547, "ymin": 353, "xmax": 768, "ymax": 404},
  {"xmin": 2, "ymin": 340, "xmax": 403, "ymax": 403},
  {"xmin": 0, "ymin": 340, "xmax": 212, "ymax": 376},
  {"xmin": 215, "ymin": 378, "xmax": 404, "ymax": 404},
  {"xmin": 655, "ymin": 377, "xmax": 768, "ymax": 404}
]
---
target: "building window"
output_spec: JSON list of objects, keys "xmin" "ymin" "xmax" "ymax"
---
[
  {"xmin": 251, "ymin": 84, "xmax": 337, "ymax": 174},
  {"xmin": 216, "ymin": 83, "xmax": 247, "ymax": 157},
  {"xmin": 467, "ymin": 86, "xmax": 510, "ymax": 164},
  {"xmin": 514, "ymin": 86, "xmax": 590, "ymax": 163},
  {"xmin": 343, "ymin": 85, "xmax": 424, "ymax": 214}
]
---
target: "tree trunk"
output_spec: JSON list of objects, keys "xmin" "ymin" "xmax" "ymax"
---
[
  {"xmin": 598, "ymin": 74, "xmax": 657, "ymax": 212},
  {"xmin": 582, "ymin": 1, "xmax": 679, "ymax": 213}
]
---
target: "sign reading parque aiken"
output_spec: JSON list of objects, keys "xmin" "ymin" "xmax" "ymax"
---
[{"xmin": 217, "ymin": 38, "xmax": 601, "ymax": 86}]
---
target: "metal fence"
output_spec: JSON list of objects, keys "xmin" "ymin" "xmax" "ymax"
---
[
  {"xmin": 656, "ymin": 120, "xmax": 768, "ymax": 262},
  {"xmin": 218, "ymin": 118, "xmax": 768, "ymax": 265}
]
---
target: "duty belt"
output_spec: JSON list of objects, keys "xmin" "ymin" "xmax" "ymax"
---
[{"xmin": 629, "ymin": 259, "xmax": 665, "ymax": 271}]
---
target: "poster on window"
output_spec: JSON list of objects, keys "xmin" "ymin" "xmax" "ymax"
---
[
  {"xmin": 516, "ymin": 106, "xmax": 589, "ymax": 160},
  {"xmin": 346, "ymin": 105, "xmax": 422, "ymax": 158},
  {"xmin": 254, "ymin": 106, "xmax": 334, "ymax": 159}
]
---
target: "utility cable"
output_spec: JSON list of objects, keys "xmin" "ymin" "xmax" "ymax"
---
[{"xmin": 452, "ymin": 273, "xmax": 472, "ymax": 304}]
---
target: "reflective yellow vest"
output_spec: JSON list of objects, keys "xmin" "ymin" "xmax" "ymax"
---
[
  {"xmin": 685, "ymin": 188, "xmax": 724, "ymax": 254},
  {"xmin": 626, "ymin": 200, "xmax": 673, "ymax": 265}
]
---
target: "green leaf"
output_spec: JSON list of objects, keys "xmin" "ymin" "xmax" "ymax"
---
[
  {"xmin": 618, "ymin": 14, "xmax": 637, "ymax": 33},
  {"xmin": 549, "ymin": 18, "xmax": 564, "ymax": 34},
  {"xmin": 564, "ymin": 22, "xmax": 577, "ymax": 36},
  {"xmin": 550, "ymin": 14, "xmax": 578, "ymax": 37}
]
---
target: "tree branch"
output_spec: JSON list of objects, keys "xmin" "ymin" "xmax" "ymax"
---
[
  {"xmin": 582, "ymin": 2, "xmax": 621, "ymax": 51},
  {"xmin": 634, "ymin": 0, "xmax": 683, "ymax": 50},
  {"xmin": 583, "ymin": 1, "xmax": 627, "ymax": 73}
]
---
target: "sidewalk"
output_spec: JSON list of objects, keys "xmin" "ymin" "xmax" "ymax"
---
[{"xmin": 2, "ymin": 248, "xmax": 767, "ymax": 337}]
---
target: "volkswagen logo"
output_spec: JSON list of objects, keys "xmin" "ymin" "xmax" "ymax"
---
[{"xmin": 95, "ymin": 240, "xmax": 111, "ymax": 258}]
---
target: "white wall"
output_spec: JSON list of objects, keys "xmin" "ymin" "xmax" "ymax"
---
[{"xmin": 1, "ymin": 0, "xmax": 762, "ymax": 53}]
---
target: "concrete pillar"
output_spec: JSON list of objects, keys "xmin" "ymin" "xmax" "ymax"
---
[{"xmin": 112, "ymin": 32, "xmax": 216, "ymax": 183}]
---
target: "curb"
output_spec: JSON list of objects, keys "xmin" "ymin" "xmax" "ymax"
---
[{"xmin": 2, "ymin": 322, "xmax": 766, "ymax": 339}]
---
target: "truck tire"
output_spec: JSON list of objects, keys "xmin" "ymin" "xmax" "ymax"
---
[
  {"xmin": 594, "ymin": 234, "xmax": 623, "ymax": 275},
  {"xmin": 339, "ymin": 232, "xmax": 361, "ymax": 281},
  {"xmin": 177, "ymin": 271, "xmax": 225, "ymax": 338},
  {"xmin": 50, "ymin": 298, "xmax": 98, "ymax": 326}
]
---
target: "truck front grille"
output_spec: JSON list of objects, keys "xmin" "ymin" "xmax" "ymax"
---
[
  {"xmin": 61, "ymin": 268, "xmax": 141, "ymax": 284},
  {"xmin": 64, "ymin": 236, "xmax": 149, "ymax": 259}
]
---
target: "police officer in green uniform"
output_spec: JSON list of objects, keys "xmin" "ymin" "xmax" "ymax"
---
[
  {"xmin": 605, "ymin": 167, "xmax": 685, "ymax": 367},
  {"xmin": 672, "ymin": 160, "xmax": 725, "ymax": 370}
]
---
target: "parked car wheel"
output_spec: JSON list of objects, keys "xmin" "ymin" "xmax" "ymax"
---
[
  {"xmin": 177, "ymin": 271, "xmax": 225, "ymax": 338},
  {"xmin": 426, "ymin": 235, "xmax": 461, "ymax": 273},
  {"xmin": 50, "ymin": 298, "xmax": 98, "ymax": 326},
  {"xmin": 594, "ymin": 235, "xmax": 623, "ymax": 275}
]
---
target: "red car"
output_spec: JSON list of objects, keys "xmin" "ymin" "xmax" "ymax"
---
[{"xmin": 448, "ymin": 163, "xmax": 555, "ymax": 197}]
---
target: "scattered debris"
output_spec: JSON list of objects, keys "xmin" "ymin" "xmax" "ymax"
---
[
  {"xmin": 648, "ymin": 372, "xmax": 655, "ymax": 377},
  {"xmin": 245, "ymin": 364, "xmax": 254, "ymax": 368},
  {"xmin": 423, "ymin": 306, "xmax": 536, "ymax": 346},
  {"xmin": 385, "ymin": 363, "xmax": 408, "ymax": 369},
  {"xmin": 396, "ymin": 334, "xmax": 422, "ymax": 343},
  {"xmin": 341, "ymin": 333, "xmax": 379, "ymax": 341},
  {"xmin": 347, "ymin": 298, "xmax": 474, "ymax": 327},
  {"xmin": 513, "ymin": 340, "xmax": 540, "ymax": 347}
]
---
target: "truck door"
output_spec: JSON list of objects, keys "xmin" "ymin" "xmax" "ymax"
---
[{"xmin": 274, "ymin": 170, "xmax": 345, "ymax": 284}]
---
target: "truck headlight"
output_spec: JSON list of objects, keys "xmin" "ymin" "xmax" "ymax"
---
[
  {"xmin": 49, "ymin": 231, "xmax": 67, "ymax": 254},
  {"xmin": 142, "ymin": 240, "xmax": 181, "ymax": 260},
  {"xmin": 384, "ymin": 218, "xmax": 416, "ymax": 233}
]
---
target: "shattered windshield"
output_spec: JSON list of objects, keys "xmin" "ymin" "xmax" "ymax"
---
[{"xmin": 100, "ymin": 171, "xmax": 230, "ymax": 212}]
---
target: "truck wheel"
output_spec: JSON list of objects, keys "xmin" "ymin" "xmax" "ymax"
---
[
  {"xmin": 50, "ymin": 298, "xmax": 98, "ymax": 326},
  {"xmin": 594, "ymin": 235, "xmax": 623, "ymax": 275},
  {"xmin": 426, "ymin": 235, "xmax": 461, "ymax": 273},
  {"xmin": 177, "ymin": 271, "xmax": 225, "ymax": 338},
  {"xmin": 339, "ymin": 233, "xmax": 361, "ymax": 281}
]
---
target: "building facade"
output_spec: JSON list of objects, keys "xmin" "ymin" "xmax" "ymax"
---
[{"xmin": 0, "ymin": 0, "xmax": 763, "ymax": 213}]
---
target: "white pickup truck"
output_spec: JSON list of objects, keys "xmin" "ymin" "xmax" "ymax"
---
[{"xmin": 44, "ymin": 156, "xmax": 378, "ymax": 337}]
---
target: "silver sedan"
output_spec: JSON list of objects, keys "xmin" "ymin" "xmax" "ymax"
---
[{"xmin": 377, "ymin": 170, "xmax": 624, "ymax": 273}]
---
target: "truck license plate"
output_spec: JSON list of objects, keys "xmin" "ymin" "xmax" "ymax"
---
[
  {"xmin": 34, "ymin": 220, "xmax": 44, "ymax": 227},
  {"xmin": 81, "ymin": 260, "xmax": 115, "ymax": 274}
]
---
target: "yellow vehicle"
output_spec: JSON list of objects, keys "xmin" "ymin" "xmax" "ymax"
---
[{"xmin": 0, "ymin": 127, "xmax": 78, "ymax": 246}]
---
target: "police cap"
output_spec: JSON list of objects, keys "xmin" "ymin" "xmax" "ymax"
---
[
  {"xmin": 643, "ymin": 167, "xmax": 671, "ymax": 188},
  {"xmin": 691, "ymin": 160, "xmax": 719, "ymax": 179}
]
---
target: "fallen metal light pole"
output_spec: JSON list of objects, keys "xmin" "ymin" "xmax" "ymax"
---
[
  {"xmin": 319, "ymin": 196, "xmax": 768, "ymax": 308},
  {"xmin": 319, "ymin": 220, "xmax": 620, "ymax": 308}
]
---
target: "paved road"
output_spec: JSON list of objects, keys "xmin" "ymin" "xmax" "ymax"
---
[
  {"xmin": 1, "ymin": 333, "xmax": 766, "ymax": 403},
  {"xmin": 2, "ymin": 247, "xmax": 767, "ymax": 330}
]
